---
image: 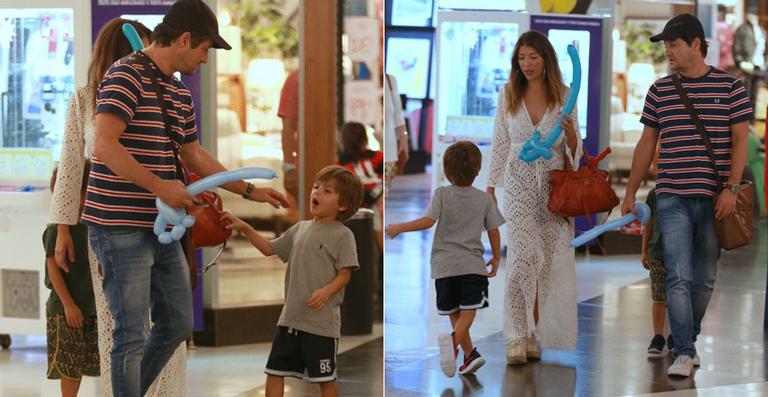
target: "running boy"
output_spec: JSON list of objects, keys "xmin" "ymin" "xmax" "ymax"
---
[
  {"xmin": 386, "ymin": 141, "xmax": 505, "ymax": 377},
  {"xmin": 221, "ymin": 165, "xmax": 363, "ymax": 397}
]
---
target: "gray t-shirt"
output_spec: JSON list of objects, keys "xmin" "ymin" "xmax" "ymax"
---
[
  {"xmin": 426, "ymin": 185, "xmax": 506, "ymax": 279},
  {"xmin": 269, "ymin": 220, "xmax": 359, "ymax": 338}
]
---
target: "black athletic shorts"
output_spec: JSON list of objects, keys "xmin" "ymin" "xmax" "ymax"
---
[
  {"xmin": 264, "ymin": 326, "xmax": 338, "ymax": 383},
  {"xmin": 435, "ymin": 274, "xmax": 489, "ymax": 315}
]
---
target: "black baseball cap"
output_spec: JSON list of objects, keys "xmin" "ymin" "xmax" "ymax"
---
[
  {"xmin": 163, "ymin": 0, "xmax": 232, "ymax": 50},
  {"xmin": 650, "ymin": 13, "xmax": 705, "ymax": 43}
]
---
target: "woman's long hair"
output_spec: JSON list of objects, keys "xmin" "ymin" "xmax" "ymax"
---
[
  {"xmin": 87, "ymin": 18, "xmax": 152, "ymax": 110},
  {"xmin": 505, "ymin": 30, "xmax": 566, "ymax": 115},
  {"xmin": 339, "ymin": 122, "xmax": 369, "ymax": 164}
]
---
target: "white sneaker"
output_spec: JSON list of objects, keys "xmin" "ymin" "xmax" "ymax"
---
[
  {"xmin": 692, "ymin": 354, "xmax": 700, "ymax": 367},
  {"xmin": 668, "ymin": 355, "xmax": 694, "ymax": 377},
  {"xmin": 438, "ymin": 333, "xmax": 457, "ymax": 377}
]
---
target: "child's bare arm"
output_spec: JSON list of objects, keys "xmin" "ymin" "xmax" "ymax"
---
[
  {"xmin": 307, "ymin": 267, "xmax": 353, "ymax": 310},
  {"xmin": 221, "ymin": 212, "xmax": 275, "ymax": 256},
  {"xmin": 641, "ymin": 219, "xmax": 653, "ymax": 269},
  {"xmin": 486, "ymin": 228, "xmax": 501, "ymax": 277},
  {"xmin": 385, "ymin": 217, "xmax": 436, "ymax": 239},
  {"xmin": 46, "ymin": 257, "xmax": 84, "ymax": 328}
]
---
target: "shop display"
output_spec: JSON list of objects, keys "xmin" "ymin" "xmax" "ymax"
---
[{"xmin": 0, "ymin": 9, "xmax": 75, "ymax": 167}]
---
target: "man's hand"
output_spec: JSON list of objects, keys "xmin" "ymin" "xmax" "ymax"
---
[
  {"xmin": 54, "ymin": 225, "xmax": 74, "ymax": 273},
  {"xmin": 641, "ymin": 254, "xmax": 650, "ymax": 270},
  {"xmin": 487, "ymin": 257, "xmax": 500, "ymax": 278},
  {"xmin": 249, "ymin": 187, "xmax": 290, "ymax": 209},
  {"xmin": 715, "ymin": 189, "xmax": 737, "ymax": 220},
  {"xmin": 385, "ymin": 224, "xmax": 401, "ymax": 239},
  {"xmin": 621, "ymin": 196, "xmax": 638, "ymax": 216},
  {"xmin": 153, "ymin": 179, "xmax": 198, "ymax": 209},
  {"xmin": 307, "ymin": 287, "xmax": 331, "ymax": 310},
  {"xmin": 63, "ymin": 303, "xmax": 84, "ymax": 329}
]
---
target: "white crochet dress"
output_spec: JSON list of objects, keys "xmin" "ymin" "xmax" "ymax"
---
[
  {"xmin": 487, "ymin": 85, "xmax": 583, "ymax": 349},
  {"xmin": 49, "ymin": 86, "xmax": 187, "ymax": 396}
]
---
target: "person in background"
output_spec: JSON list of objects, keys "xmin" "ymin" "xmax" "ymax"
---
[
  {"xmin": 279, "ymin": 69, "xmax": 300, "ymax": 201},
  {"xmin": 338, "ymin": 121, "xmax": 384, "ymax": 251},
  {"xmin": 384, "ymin": 73, "xmax": 409, "ymax": 193}
]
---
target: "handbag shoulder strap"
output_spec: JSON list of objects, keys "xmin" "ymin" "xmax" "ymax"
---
[
  {"xmin": 671, "ymin": 74, "xmax": 724, "ymax": 188},
  {"xmin": 134, "ymin": 52, "xmax": 188, "ymax": 183}
]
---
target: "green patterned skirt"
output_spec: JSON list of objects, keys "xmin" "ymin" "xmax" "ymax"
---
[{"xmin": 46, "ymin": 314, "xmax": 100, "ymax": 380}]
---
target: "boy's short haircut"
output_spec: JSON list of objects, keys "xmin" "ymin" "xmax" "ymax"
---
[
  {"xmin": 50, "ymin": 160, "xmax": 91, "ymax": 193},
  {"xmin": 314, "ymin": 165, "xmax": 363, "ymax": 221},
  {"xmin": 443, "ymin": 141, "xmax": 482, "ymax": 186}
]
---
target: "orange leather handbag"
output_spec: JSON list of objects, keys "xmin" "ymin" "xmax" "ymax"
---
[
  {"xmin": 187, "ymin": 174, "xmax": 232, "ymax": 248},
  {"xmin": 548, "ymin": 147, "xmax": 620, "ymax": 217}
]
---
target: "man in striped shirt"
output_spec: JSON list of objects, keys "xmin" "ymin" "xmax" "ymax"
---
[
  {"xmin": 84, "ymin": 1, "xmax": 289, "ymax": 396},
  {"xmin": 621, "ymin": 13, "xmax": 752, "ymax": 378}
]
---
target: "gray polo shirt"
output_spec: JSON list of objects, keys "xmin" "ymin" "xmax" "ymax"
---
[
  {"xmin": 269, "ymin": 220, "xmax": 359, "ymax": 338},
  {"xmin": 426, "ymin": 185, "xmax": 506, "ymax": 279}
]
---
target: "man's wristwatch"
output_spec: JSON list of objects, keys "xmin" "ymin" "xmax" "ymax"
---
[
  {"xmin": 724, "ymin": 183, "xmax": 740, "ymax": 194},
  {"xmin": 242, "ymin": 182, "xmax": 255, "ymax": 199}
]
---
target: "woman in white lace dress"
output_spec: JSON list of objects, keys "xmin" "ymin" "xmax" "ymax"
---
[
  {"xmin": 486, "ymin": 31, "xmax": 584, "ymax": 364},
  {"xmin": 49, "ymin": 18, "xmax": 187, "ymax": 396}
]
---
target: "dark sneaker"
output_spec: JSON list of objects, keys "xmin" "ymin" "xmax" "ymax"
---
[
  {"xmin": 667, "ymin": 334, "xmax": 675, "ymax": 354},
  {"xmin": 458, "ymin": 348, "xmax": 486, "ymax": 375},
  {"xmin": 647, "ymin": 334, "xmax": 666, "ymax": 356}
]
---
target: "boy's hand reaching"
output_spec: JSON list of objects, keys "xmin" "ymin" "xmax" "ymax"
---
[
  {"xmin": 307, "ymin": 287, "xmax": 331, "ymax": 310},
  {"xmin": 220, "ymin": 212, "xmax": 249, "ymax": 232},
  {"xmin": 63, "ymin": 302, "xmax": 84, "ymax": 329},
  {"xmin": 385, "ymin": 224, "xmax": 400, "ymax": 239},
  {"xmin": 487, "ymin": 257, "xmax": 500, "ymax": 278}
]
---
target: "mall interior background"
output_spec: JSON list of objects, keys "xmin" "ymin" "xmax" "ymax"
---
[
  {"xmin": 384, "ymin": 0, "xmax": 768, "ymax": 395},
  {"xmin": 0, "ymin": 0, "xmax": 384, "ymax": 395}
]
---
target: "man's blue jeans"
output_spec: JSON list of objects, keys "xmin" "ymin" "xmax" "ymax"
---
[
  {"xmin": 657, "ymin": 194, "xmax": 720, "ymax": 359},
  {"xmin": 88, "ymin": 226, "xmax": 192, "ymax": 397}
]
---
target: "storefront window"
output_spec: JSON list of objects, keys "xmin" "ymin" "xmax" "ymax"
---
[
  {"xmin": 208, "ymin": 1, "xmax": 299, "ymax": 308},
  {"xmin": 0, "ymin": 9, "xmax": 75, "ymax": 182}
]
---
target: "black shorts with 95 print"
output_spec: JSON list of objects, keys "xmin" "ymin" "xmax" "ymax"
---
[
  {"xmin": 435, "ymin": 274, "xmax": 489, "ymax": 315},
  {"xmin": 264, "ymin": 326, "xmax": 338, "ymax": 383}
]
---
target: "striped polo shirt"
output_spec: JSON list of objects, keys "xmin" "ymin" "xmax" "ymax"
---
[
  {"xmin": 82, "ymin": 52, "xmax": 198, "ymax": 228},
  {"xmin": 640, "ymin": 67, "xmax": 752, "ymax": 198}
]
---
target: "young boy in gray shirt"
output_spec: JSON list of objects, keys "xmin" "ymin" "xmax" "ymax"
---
[
  {"xmin": 386, "ymin": 141, "xmax": 505, "ymax": 377},
  {"xmin": 221, "ymin": 166, "xmax": 363, "ymax": 397}
]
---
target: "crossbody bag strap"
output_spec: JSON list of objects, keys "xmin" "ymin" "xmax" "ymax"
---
[
  {"xmin": 671, "ymin": 74, "xmax": 724, "ymax": 190},
  {"xmin": 135, "ymin": 51, "xmax": 189, "ymax": 183}
]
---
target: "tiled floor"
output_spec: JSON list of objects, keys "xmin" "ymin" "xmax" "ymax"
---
[
  {"xmin": 0, "ymin": 324, "xmax": 382, "ymax": 397},
  {"xmin": 385, "ymin": 173, "xmax": 768, "ymax": 396}
]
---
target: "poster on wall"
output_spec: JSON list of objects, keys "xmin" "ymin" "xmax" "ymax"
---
[
  {"xmin": 391, "ymin": 0, "xmax": 434, "ymax": 27},
  {"xmin": 345, "ymin": 16, "xmax": 380, "ymax": 78},
  {"xmin": 548, "ymin": 29, "xmax": 590, "ymax": 139},
  {"xmin": 530, "ymin": 14, "xmax": 603, "ymax": 146},
  {"xmin": 385, "ymin": 37, "xmax": 431, "ymax": 99},
  {"xmin": 345, "ymin": 81, "xmax": 382, "ymax": 126}
]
